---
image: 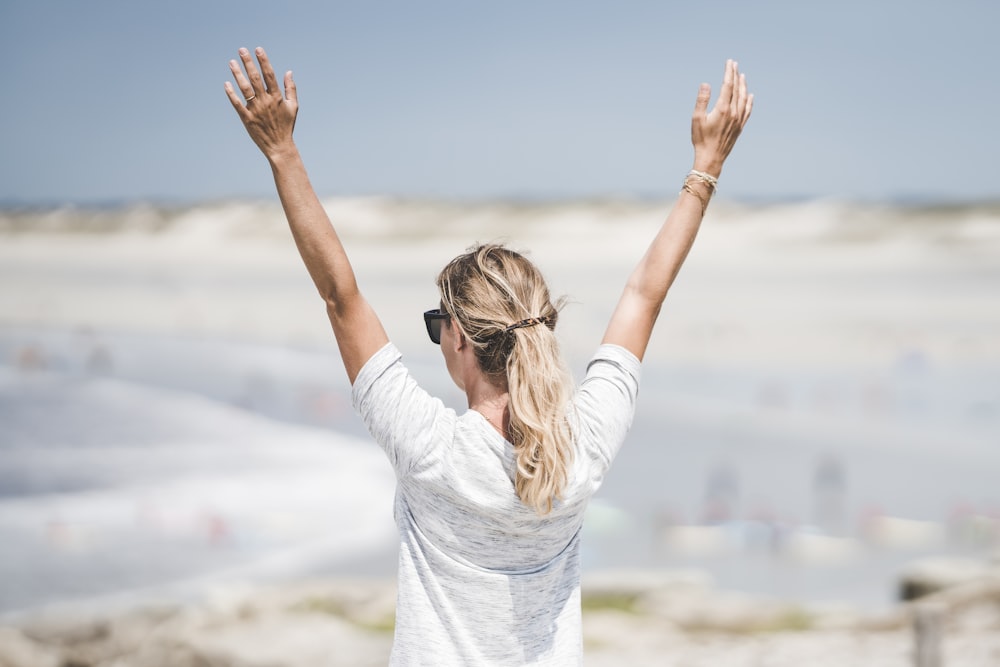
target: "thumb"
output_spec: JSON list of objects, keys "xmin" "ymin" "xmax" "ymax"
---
[
  {"xmin": 284, "ymin": 70, "xmax": 297, "ymax": 104},
  {"xmin": 692, "ymin": 83, "xmax": 711, "ymax": 117}
]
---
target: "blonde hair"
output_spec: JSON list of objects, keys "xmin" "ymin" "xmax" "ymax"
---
[{"xmin": 437, "ymin": 244, "xmax": 573, "ymax": 515}]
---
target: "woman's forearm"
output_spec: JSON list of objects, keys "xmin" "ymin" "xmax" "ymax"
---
[
  {"xmin": 267, "ymin": 145, "xmax": 360, "ymax": 310},
  {"xmin": 268, "ymin": 144, "xmax": 388, "ymax": 383},
  {"xmin": 625, "ymin": 179, "xmax": 710, "ymax": 308},
  {"xmin": 602, "ymin": 178, "xmax": 711, "ymax": 358}
]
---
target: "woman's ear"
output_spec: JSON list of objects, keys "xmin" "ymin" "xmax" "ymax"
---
[
  {"xmin": 453, "ymin": 327, "xmax": 467, "ymax": 351},
  {"xmin": 446, "ymin": 318, "xmax": 468, "ymax": 352}
]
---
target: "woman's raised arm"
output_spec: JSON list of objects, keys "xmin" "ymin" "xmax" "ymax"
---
[
  {"xmin": 225, "ymin": 47, "xmax": 388, "ymax": 384},
  {"xmin": 602, "ymin": 59, "xmax": 753, "ymax": 360}
]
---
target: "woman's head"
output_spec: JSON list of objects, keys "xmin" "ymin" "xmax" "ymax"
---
[
  {"xmin": 436, "ymin": 244, "xmax": 573, "ymax": 514},
  {"xmin": 437, "ymin": 244, "xmax": 560, "ymax": 383}
]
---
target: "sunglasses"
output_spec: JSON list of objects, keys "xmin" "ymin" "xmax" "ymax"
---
[{"xmin": 423, "ymin": 309, "xmax": 450, "ymax": 345}]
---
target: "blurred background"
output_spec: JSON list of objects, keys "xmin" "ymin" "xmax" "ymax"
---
[{"xmin": 1, "ymin": 0, "xmax": 998, "ymax": 622}]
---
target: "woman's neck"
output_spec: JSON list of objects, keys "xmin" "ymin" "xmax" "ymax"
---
[{"xmin": 467, "ymin": 382, "xmax": 510, "ymax": 440}]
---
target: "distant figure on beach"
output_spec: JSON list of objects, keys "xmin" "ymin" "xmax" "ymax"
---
[
  {"xmin": 226, "ymin": 47, "xmax": 751, "ymax": 666},
  {"xmin": 813, "ymin": 455, "xmax": 847, "ymax": 535},
  {"xmin": 702, "ymin": 463, "xmax": 740, "ymax": 524}
]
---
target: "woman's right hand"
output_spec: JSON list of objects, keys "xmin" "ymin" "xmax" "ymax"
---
[
  {"xmin": 225, "ymin": 47, "xmax": 299, "ymax": 163},
  {"xmin": 690, "ymin": 59, "xmax": 753, "ymax": 178}
]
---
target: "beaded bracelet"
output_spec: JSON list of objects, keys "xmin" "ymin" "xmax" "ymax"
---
[{"xmin": 687, "ymin": 169, "xmax": 719, "ymax": 191}]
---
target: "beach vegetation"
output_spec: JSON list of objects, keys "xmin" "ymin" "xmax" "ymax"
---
[
  {"xmin": 581, "ymin": 592, "xmax": 642, "ymax": 615},
  {"xmin": 289, "ymin": 596, "xmax": 396, "ymax": 634},
  {"xmin": 762, "ymin": 607, "xmax": 813, "ymax": 632}
]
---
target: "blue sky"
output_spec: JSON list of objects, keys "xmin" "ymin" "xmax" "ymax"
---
[{"xmin": 1, "ymin": 0, "xmax": 997, "ymax": 204}]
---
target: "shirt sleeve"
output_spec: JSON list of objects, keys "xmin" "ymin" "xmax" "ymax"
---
[
  {"xmin": 351, "ymin": 343, "xmax": 456, "ymax": 478},
  {"xmin": 572, "ymin": 343, "xmax": 642, "ymax": 470}
]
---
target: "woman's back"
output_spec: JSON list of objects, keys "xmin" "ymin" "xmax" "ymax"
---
[{"xmin": 353, "ymin": 342, "xmax": 640, "ymax": 664}]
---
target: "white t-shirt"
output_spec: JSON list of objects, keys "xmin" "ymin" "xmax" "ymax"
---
[{"xmin": 352, "ymin": 342, "xmax": 641, "ymax": 666}]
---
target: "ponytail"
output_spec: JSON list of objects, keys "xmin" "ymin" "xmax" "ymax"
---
[
  {"xmin": 437, "ymin": 244, "xmax": 573, "ymax": 514},
  {"xmin": 507, "ymin": 322, "xmax": 573, "ymax": 514}
]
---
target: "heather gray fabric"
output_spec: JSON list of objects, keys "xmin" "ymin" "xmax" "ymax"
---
[{"xmin": 352, "ymin": 342, "xmax": 640, "ymax": 666}]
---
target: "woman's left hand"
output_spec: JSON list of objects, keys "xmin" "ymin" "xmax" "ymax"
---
[
  {"xmin": 690, "ymin": 59, "xmax": 753, "ymax": 178},
  {"xmin": 225, "ymin": 47, "xmax": 298, "ymax": 163}
]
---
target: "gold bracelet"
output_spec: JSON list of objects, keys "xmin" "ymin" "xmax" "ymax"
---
[{"xmin": 681, "ymin": 182, "xmax": 710, "ymax": 215}]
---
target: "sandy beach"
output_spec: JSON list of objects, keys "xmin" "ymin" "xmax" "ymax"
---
[
  {"xmin": 2, "ymin": 197, "xmax": 999, "ymax": 662},
  {"xmin": 4, "ymin": 198, "xmax": 999, "ymax": 367},
  {"xmin": 2, "ymin": 566, "xmax": 999, "ymax": 666}
]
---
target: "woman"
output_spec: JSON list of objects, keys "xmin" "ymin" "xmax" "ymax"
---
[{"xmin": 226, "ymin": 47, "xmax": 752, "ymax": 665}]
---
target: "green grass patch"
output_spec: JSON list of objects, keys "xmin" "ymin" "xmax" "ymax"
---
[
  {"xmin": 763, "ymin": 608, "xmax": 813, "ymax": 632},
  {"xmin": 289, "ymin": 596, "xmax": 396, "ymax": 634},
  {"xmin": 581, "ymin": 592, "xmax": 641, "ymax": 615}
]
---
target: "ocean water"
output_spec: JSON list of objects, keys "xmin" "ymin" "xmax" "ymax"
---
[
  {"xmin": 1, "ymin": 198, "xmax": 999, "ymax": 616},
  {"xmin": 0, "ymin": 329, "xmax": 400, "ymax": 615}
]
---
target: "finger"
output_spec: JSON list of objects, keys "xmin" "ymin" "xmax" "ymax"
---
[
  {"xmin": 229, "ymin": 59, "xmax": 254, "ymax": 99},
  {"xmin": 728, "ymin": 62, "xmax": 741, "ymax": 114},
  {"xmin": 254, "ymin": 46, "xmax": 279, "ymax": 94},
  {"xmin": 284, "ymin": 70, "xmax": 297, "ymax": 104},
  {"xmin": 224, "ymin": 81, "xmax": 249, "ymax": 119},
  {"xmin": 239, "ymin": 47, "xmax": 265, "ymax": 96},
  {"xmin": 692, "ymin": 82, "xmax": 711, "ymax": 117},
  {"xmin": 737, "ymin": 66, "xmax": 753, "ymax": 124},
  {"xmin": 713, "ymin": 59, "xmax": 735, "ymax": 112},
  {"xmin": 735, "ymin": 72, "xmax": 747, "ymax": 116}
]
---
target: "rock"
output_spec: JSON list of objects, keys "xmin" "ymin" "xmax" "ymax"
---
[
  {"xmin": 863, "ymin": 516, "xmax": 945, "ymax": 549},
  {"xmin": 0, "ymin": 626, "xmax": 61, "ymax": 667},
  {"xmin": 782, "ymin": 532, "xmax": 862, "ymax": 565},
  {"xmin": 16, "ymin": 605, "xmax": 182, "ymax": 667},
  {"xmin": 6, "ymin": 581, "xmax": 396, "ymax": 667},
  {"xmin": 898, "ymin": 557, "xmax": 994, "ymax": 601}
]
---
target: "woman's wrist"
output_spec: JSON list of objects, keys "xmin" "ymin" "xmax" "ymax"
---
[
  {"xmin": 679, "ymin": 170, "xmax": 716, "ymax": 215},
  {"xmin": 691, "ymin": 157, "xmax": 723, "ymax": 179},
  {"xmin": 266, "ymin": 142, "xmax": 301, "ymax": 168}
]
